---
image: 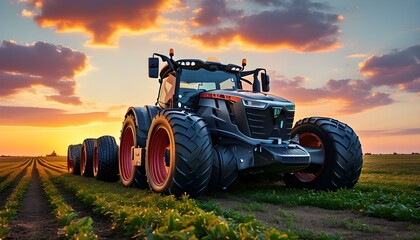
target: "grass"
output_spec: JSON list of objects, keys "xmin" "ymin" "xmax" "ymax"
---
[
  {"xmin": 220, "ymin": 154, "xmax": 420, "ymax": 223},
  {"xmin": 234, "ymin": 202, "xmax": 268, "ymax": 212},
  {"xmin": 322, "ymin": 214, "xmax": 382, "ymax": 233},
  {"xmin": 1, "ymin": 154, "xmax": 418, "ymax": 239}
]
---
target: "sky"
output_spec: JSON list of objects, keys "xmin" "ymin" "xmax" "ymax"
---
[{"xmin": 0, "ymin": 0, "xmax": 419, "ymax": 156}]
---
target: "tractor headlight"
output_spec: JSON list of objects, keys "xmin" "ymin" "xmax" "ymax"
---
[
  {"xmin": 242, "ymin": 100, "xmax": 268, "ymax": 109},
  {"xmin": 285, "ymin": 105, "xmax": 295, "ymax": 111}
]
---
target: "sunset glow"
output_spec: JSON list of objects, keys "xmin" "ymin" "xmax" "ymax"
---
[{"xmin": 0, "ymin": 0, "xmax": 419, "ymax": 156}]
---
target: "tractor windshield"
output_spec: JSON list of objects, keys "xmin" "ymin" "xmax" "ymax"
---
[
  {"xmin": 158, "ymin": 67, "xmax": 239, "ymax": 109},
  {"xmin": 179, "ymin": 68, "xmax": 238, "ymax": 91}
]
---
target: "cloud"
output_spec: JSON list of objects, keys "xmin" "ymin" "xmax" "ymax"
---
[
  {"xmin": 190, "ymin": 0, "xmax": 242, "ymax": 27},
  {"xmin": 269, "ymin": 73, "xmax": 393, "ymax": 114},
  {"xmin": 347, "ymin": 53, "xmax": 368, "ymax": 58},
  {"xmin": 359, "ymin": 45, "xmax": 420, "ymax": 94},
  {"xmin": 0, "ymin": 40, "xmax": 87, "ymax": 105},
  {"xmin": 191, "ymin": 0, "xmax": 343, "ymax": 52},
  {"xmin": 23, "ymin": 0, "xmax": 170, "ymax": 45},
  {"xmin": 358, "ymin": 128, "xmax": 420, "ymax": 137},
  {"xmin": 0, "ymin": 106, "xmax": 118, "ymax": 127}
]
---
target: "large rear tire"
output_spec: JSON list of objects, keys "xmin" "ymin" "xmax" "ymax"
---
[
  {"xmin": 146, "ymin": 110, "xmax": 213, "ymax": 197},
  {"xmin": 67, "ymin": 144, "xmax": 81, "ymax": 174},
  {"xmin": 81, "ymin": 138, "xmax": 96, "ymax": 177},
  {"xmin": 94, "ymin": 136, "xmax": 119, "ymax": 182},
  {"xmin": 208, "ymin": 145, "xmax": 238, "ymax": 190},
  {"xmin": 119, "ymin": 114, "xmax": 148, "ymax": 188},
  {"xmin": 284, "ymin": 117, "xmax": 363, "ymax": 190}
]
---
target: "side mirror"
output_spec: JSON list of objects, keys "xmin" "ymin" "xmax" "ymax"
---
[
  {"xmin": 261, "ymin": 72, "xmax": 270, "ymax": 92},
  {"xmin": 148, "ymin": 57, "xmax": 159, "ymax": 78}
]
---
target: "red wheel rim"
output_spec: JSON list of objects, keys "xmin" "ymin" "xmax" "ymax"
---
[
  {"xmin": 93, "ymin": 146, "xmax": 98, "ymax": 176},
  {"xmin": 294, "ymin": 133, "xmax": 325, "ymax": 182},
  {"xmin": 148, "ymin": 126, "xmax": 171, "ymax": 186},
  {"xmin": 67, "ymin": 148, "xmax": 72, "ymax": 173},
  {"xmin": 120, "ymin": 127, "xmax": 134, "ymax": 182},
  {"xmin": 81, "ymin": 146, "xmax": 86, "ymax": 174}
]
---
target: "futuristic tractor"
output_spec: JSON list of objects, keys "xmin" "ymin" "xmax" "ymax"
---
[{"xmin": 67, "ymin": 49, "xmax": 363, "ymax": 197}]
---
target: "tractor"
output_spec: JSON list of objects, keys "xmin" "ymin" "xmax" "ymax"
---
[{"xmin": 67, "ymin": 49, "xmax": 363, "ymax": 197}]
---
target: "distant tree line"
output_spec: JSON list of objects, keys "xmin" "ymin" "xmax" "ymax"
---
[{"xmin": 364, "ymin": 152, "xmax": 419, "ymax": 155}]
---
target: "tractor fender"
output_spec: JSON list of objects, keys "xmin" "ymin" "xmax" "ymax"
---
[{"xmin": 124, "ymin": 106, "xmax": 160, "ymax": 147}]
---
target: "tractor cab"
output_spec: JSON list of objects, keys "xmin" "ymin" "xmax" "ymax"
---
[{"xmin": 149, "ymin": 49, "xmax": 270, "ymax": 109}]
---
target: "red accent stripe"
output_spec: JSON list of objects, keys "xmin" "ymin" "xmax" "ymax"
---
[{"xmin": 200, "ymin": 93, "xmax": 241, "ymax": 102}]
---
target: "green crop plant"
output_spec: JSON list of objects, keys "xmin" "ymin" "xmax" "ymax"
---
[
  {"xmin": 37, "ymin": 163, "xmax": 97, "ymax": 239},
  {"xmin": 0, "ymin": 161, "xmax": 33, "ymax": 238},
  {"xmin": 55, "ymin": 174, "xmax": 295, "ymax": 239}
]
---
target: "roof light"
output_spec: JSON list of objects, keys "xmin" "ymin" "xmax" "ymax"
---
[
  {"xmin": 169, "ymin": 48, "xmax": 174, "ymax": 58},
  {"xmin": 242, "ymin": 58, "xmax": 247, "ymax": 68}
]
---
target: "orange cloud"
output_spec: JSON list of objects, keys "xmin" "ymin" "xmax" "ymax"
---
[
  {"xmin": 0, "ymin": 106, "xmax": 118, "ymax": 127},
  {"xmin": 190, "ymin": 0, "xmax": 342, "ymax": 52},
  {"xmin": 0, "ymin": 40, "xmax": 87, "ymax": 105},
  {"xmin": 23, "ymin": 0, "xmax": 170, "ymax": 45}
]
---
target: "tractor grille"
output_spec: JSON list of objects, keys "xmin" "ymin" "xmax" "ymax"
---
[{"xmin": 245, "ymin": 107, "xmax": 294, "ymax": 140}]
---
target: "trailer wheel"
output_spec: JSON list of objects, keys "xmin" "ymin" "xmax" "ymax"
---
[
  {"xmin": 93, "ymin": 136, "xmax": 119, "ymax": 182},
  {"xmin": 208, "ymin": 145, "xmax": 238, "ymax": 190},
  {"xmin": 284, "ymin": 117, "xmax": 363, "ymax": 190},
  {"xmin": 81, "ymin": 138, "xmax": 96, "ymax": 177},
  {"xmin": 146, "ymin": 110, "xmax": 213, "ymax": 197},
  {"xmin": 119, "ymin": 114, "xmax": 148, "ymax": 188},
  {"xmin": 67, "ymin": 144, "xmax": 82, "ymax": 174}
]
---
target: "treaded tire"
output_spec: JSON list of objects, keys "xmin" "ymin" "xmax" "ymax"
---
[
  {"xmin": 94, "ymin": 136, "xmax": 119, "ymax": 182},
  {"xmin": 146, "ymin": 110, "xmax": 213, "ymax": 197},
  {"xmin": 208, "ymin": 145, "xmax": 238, "ymax": 190},
  {"xmin": 67, "ymin": 144, "xmax": 82, "ymax": 174},
  {"xmin": 81, "ymin": 138, "xmax": 96, "ymax": 177},
  {"xmin": 284, "ymin": 117, "xmax": 363, "ymax": 190},
  {"xmin": 119, "ymin": 114, "xmax": 148, "ymax": 188}
]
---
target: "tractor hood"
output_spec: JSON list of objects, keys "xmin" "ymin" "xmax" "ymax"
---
[{"xmin": 200, "ymin": 89, "xmax": 294, "ymax": 107}]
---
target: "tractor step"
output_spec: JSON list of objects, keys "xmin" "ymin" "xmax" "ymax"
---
[{"xmin": 254, "ymin": 144, "xmax": 310, "ymax": 173}]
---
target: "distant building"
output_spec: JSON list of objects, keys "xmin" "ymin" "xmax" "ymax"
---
[{"xmin": 47, "ymin": 151, "xmax": 58, "ymax": 157}]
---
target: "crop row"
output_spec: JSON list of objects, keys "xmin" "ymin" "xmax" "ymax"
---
[
  {"xmin": 55, "ymin": 174, "xmax": 293, "ymax": 239},
  {"xmin": 36, "ymin": 160, "xmax": 97, "ymax": 239},
  {"xmin": 0, "ymin": 160, "xmax": 31, "ymax": 193},
  {"xmin": 38, "ymin": 158, "xmax": 67, "ymax": 174},
  {"xmin": 0, "ymin": 160, "xmax": 34, "ymax": 238}
]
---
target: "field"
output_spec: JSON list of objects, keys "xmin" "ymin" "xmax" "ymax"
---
[{"xmin": 0, "ymin": 155, "xmax": 419, "ymax": 239}]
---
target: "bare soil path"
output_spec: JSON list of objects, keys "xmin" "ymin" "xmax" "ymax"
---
[
  {"xmin": 211, "ymin": 197, "xmax": 420, "ymax": 240},
  {"xmin": 7, "ymin": 161, "xmax": 58, "ymax": 239}
]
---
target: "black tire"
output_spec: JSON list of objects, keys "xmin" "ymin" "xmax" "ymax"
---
[
  {"xmin": 119, "ymin": 114, "xmax": 148, "ymax": 188},
  {"xmin": 67, "ymin": 144, "xmax": 82, "ymax": 174},
  {"xmin": 94, "ymin": 136, "xmax": 119, "ymax": 182},
  {"xmin": 284, "ymin": 117, "xmax": 363, "ymax": 190},
  {"xmin": 208, "ymin": 145, "xmax": 238, "ymax": 190},
  {"xmin": 146, "ymin": 110, "xmax": 213, "ymax": 197},
  {"xmin": 81, "ymin": 138, "xmax": 96, "ymax": 177}
]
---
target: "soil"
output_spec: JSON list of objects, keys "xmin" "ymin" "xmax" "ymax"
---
[
  {"xmin": 4, "ymin": 159, "xmax": 129, "ymax": 239},
  {"xmin": 55, "ymin": 183, "xmax": 129, "ymax": 239},
  {"xmin": 0, "ymin": 167, "xmax": 27, "ymax": 209},
  {"xmin": 7, "ymin": 163, "xmax": 58, "ymax": 239},
  {"xmin": 3, "ymin": 158, "xmax": 419, "ymax": 239},
  {"xmin": 210, "ymin": 197, "xmax": 420, "ymax": 240}
]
